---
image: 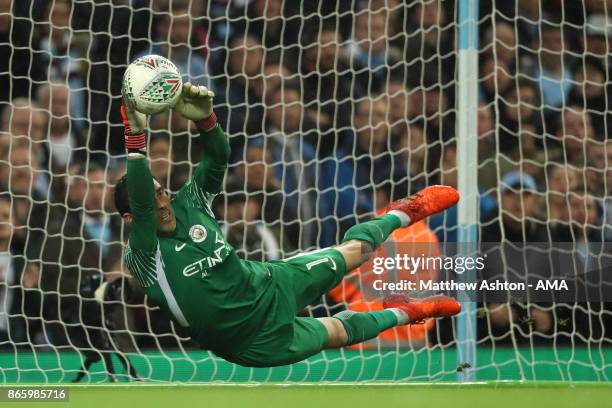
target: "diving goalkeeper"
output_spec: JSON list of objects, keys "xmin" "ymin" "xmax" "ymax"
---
[{"xmin": 113, "ymin": 82, "xmax": 461, "ymax": 367}]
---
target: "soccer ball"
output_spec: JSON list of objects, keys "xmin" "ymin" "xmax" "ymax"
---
[{"xmin": 122, "ymin": 55, "xmax": 183, "ymax": 115}]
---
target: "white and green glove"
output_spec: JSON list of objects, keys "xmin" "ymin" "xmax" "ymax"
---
[{"xmin": 173, "ymin": 82, "xmax": 217, "ymax": 131}]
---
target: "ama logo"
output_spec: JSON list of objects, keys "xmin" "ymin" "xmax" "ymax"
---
[{"xmin": 536, "ymin": 280, "xmax": 568, "ymax": 290}]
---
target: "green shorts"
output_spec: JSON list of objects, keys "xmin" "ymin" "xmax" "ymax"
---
[{"xmin": 223, "ymin": 248, "xmax": 347, "ymax": 367}]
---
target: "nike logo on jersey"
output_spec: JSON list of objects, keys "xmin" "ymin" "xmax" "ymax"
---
[{"xmin": 175, "ymin": 243, "xmax": 187, "ymax": 252}]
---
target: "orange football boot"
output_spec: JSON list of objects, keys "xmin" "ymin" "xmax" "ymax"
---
[
  {"xmin": 383, "ymin": 293, "xmax": 461, "ymax": 324},
  {"xmin": 387, "ymin": 185, "xmax": 460, "ymax": 224}
]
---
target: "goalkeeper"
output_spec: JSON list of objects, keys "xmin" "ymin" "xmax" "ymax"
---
[{"xmin": 113, "ymin": 83, "xmax": 461, "ymax": 367}]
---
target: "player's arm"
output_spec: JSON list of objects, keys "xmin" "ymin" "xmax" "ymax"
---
[
  {"xmin": 121, "ymin": 101, "xmax": 158, "ymax": 253},
  {"xmin": 175, "ymin": 83, "xmax": 230, "ymax": 195}
]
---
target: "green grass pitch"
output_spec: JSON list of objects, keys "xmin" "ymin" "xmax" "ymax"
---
[{"xmin": 1, "ymin": 382, "xmax": 611, "ymax": 408}]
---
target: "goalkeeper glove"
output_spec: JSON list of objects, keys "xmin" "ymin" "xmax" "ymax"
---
[
  {"xmin": 120, "ymin": 101, "xmax": 147, "ymax": 155},
  {"xmin": 94, "ymin": 277, "xmax": 134, "ymax": 304},
  {"xmin": 173, "ymin": 82, "xmax": 217, "ymax": 131}
]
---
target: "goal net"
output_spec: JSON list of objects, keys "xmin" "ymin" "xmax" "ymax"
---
[{"xmin": 0, "ymin": 0, "xmax": 610, "ymax": 382}]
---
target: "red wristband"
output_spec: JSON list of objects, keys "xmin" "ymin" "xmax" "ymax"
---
[
  {"xmin": 195, "ymin": 112, "xmax": 217, "ymax": 132},
  {"xmin": 125, "ymin": 132, "xmax": 146, "ymax": 151}
]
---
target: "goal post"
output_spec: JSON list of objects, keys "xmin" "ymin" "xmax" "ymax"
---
[{"xmin": 456, "ymin": 0, "xmax": 480, "ymax": 382}]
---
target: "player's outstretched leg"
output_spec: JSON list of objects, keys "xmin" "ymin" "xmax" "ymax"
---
[
  {"xmin": 320, "ymin": 294, "xmax": 461, "ymax": 347},
  {"xmin": 336, "ymin": 185, "xmax": 460, "ymax": 271}
]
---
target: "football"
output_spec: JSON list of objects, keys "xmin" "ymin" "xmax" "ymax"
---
[{"xmin": 122, "ymin": 55, "xmax": 183, "ymax": 114}]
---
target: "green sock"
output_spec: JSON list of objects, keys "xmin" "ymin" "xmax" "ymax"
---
[
  {"xmin": 333, "ymin": 310, "xmax": 399, "ymax": 346},
  {"xmin": 342, "ymin": 214, "xmax": 402, "ymax": 247}
]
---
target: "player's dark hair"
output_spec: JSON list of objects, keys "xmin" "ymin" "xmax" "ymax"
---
[
  {"xmin": 114, "ymin": 174, "xmax": 130, "ymax": 216},
  {"xmin": 114, "ymin": 173, "xmax": 163, "ymax": 216}
]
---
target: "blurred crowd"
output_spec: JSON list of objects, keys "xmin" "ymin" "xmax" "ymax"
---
[{"xmin": 0, "ymin": 0, "xmax": 611, "ymax": 352}]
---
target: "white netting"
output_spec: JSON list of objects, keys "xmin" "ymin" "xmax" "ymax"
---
[{"xmin": 0, "ymin": 0, "xmax": 610, "ymax": 383}]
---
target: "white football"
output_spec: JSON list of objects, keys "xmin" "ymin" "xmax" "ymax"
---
[{"xmin": 122, "ymin": 55, "xmax": 183, "ymax": 114}]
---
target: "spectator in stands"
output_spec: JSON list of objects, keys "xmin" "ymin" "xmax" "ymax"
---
[
  {"xmin": 148, "ymin": 133, "xmax": 171, "ymax": 190},
  {"xmin": 0, "ymin": 136, "xmax": 50, "ymax": 346},
  {"xmin": 0, "ymin": 195, "xmax": 16, "ymax": 344},
  {"xmin": 264, "ymin": 78, "xmax": 327, "ymax": 153},
  {"xmin": 262, "ymin": 59, "xmax": 289, "ymax": 93},
  {"xmin": 233, "ymin": 145, "xmax": 300, "ymax": 250},
  {"xmin": 549, "ymin": 187, "xmax": 607, "ymax": 343},
  {"xmin": 532, "ymin": 19, "xmax": 573, "ymax": 111},
  {"xmin": 301, "ymin": 22, "xmax": 355, "ymax": 132},
  {"xmin": 540, "ymin": 164, "xmax": 580, "ymax": 222},
  {"xmin": 229, "ymin": 0, "xmax": 300, "ymax": 68},
  {"xmin": 143, "ymin": 2, "xmax": 212, "ymax": 157},
  {"xmin": 0, "ymin": 193, "xmax": 45, "ymax": 347},
  {"xmin": 40, "ymin": 163, "xmax": 122, "ymax": 347},
  {"xmin": 149, "ymin": 113, "xmax": 192, "ymax": 169},
  {"xmin": 480, "ymin": 171, "xmax": 553, "ymax": 341},
  {"xmin": 85, "ymin": 0, "xmax": 152, "ymax": 155},
  {"xmin": 215, "ymin": 180, "xmax": 282, "ymax": 261},
  {"xmin": 546, "ymin": 106, "xmax": 595, "ymax": 165},
  {"xmin": 420, "ymin": 73, "xmax": 455, "ymax": 149},
  {"xmin": 582, "ymin": 14, "xmax": 612, "ymax": 75},
  {"xmin": 479, "ymin": 54, "xmax": 512, "ymax": 104},
  {"xmin": 264, "ymin": 83, "xmax": 359, "ymax": 249},
  {"xmin": 0, "ymin": 99, "xmax": 46, "ymax": 143},
  {"xmin": 498, "ymin": 78, "xmax": 542, "ymax": 155},
  {"xmin": 238, "ymin": 145, "xmax": 281, "ymax": 194},
  {"xmin": 395, "ymin": 123, "xmax": 428, "ymax": 195},
  {"xmin": 0, "ymin": 138, "xmax": 49, "ymax": 259},
  {"xmin": 404, "ymin": 0, "xmax": 455, "ymax": 90},
  {"xmin": 478, "ymin": 102, "xmax": 495, "ymax": 142},
  {"xmin": 0, "ymin": 0, "xmax": 45, "ymax": 104},
  {"xmin": 37, "ymin": 0, "xmax": 88, "ymax": 126},
  {"xmin": 585, "ymin": 141, "xmax": 608, "ymax": 197},
  {"xmin": 550, "ymin": 187, "xmax": 602, "ymax": 244},
  {"xmin": 145, "ymin": 2, "xmax": 209, "ymax": 86},
  {"xmin": 482, "ymin": 22, "xmax": 517, "ymax": 69},
  {"xmin": 263, "ymin": 83, "xmax": 321, "ymax": 248},
  {"xmin": 594, "ymin": 141, "xmax": 612, "ymax": 241},
  {"xmin": 484, "ymin": 171, "xmax": 545, "ymax": 242},
  {"xmin": 352, "ymin": 96, "xmax": 407, "ymax": 210},
  {"xmin": 65, "ymin": 167, "xmax": 86, "ymax": 210},
  {"xmin": 36, "ymin": 82, "xmax": 86, "ymax": 201},
  {"xmin": 386, "ymin": 77, "xmax": 414, "ymax": 137},
  {"xmin": 515, "ymin": 0, "xmax": 541, "ymax": 64},
  {"xmin": 428, "ymin": 143, "xmax": 496, "ymax": 242},
  {"xmin": 568, "ymin": 57, "xmax": 611, "ymax": 136},
  {"xmin": 214, "ymin": 35, "xmax": 265, "ymax": 150},
  {"xmin": 554, "ymin": 187, "xmax": 612, "ymax": 343},
  {"xmin": 477, "ymin": 102, "xmax": 509, "ymax": 192},
  {"xmin": 346, "ymin": 8, "xmax": 402, "ymax": 95},
  {"xmin": 103, "ymin": 162, "xmax": 126, "ymax": 216},
  {"xmin": 260, "ymin": 59, "xmax": 292, "ymax": 118}
]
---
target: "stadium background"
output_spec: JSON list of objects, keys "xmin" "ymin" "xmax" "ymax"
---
[{"xmin": 0, "ymin": 0, "xmax": 611, "ymax": 388}]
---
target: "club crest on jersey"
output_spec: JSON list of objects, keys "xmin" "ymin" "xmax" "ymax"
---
[{"xmin": 189, "ymin": 224, "xmax": 207, "ymax": 243}]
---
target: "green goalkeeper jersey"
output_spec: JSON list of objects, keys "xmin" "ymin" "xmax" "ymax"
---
[{"xmin": 123, "ymin": 125, "xmax": 275, "ymax": 354}]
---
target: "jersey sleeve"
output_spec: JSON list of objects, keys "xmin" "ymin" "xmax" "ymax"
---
[
  {"xmin": 124, "ymin": 243, "xmax": 158, "ymax": 288},
  {"xmin": 125, "ymin": 157, "xmax": 159, "ymax": 288},
  {"xmin": 181, "ymin": 124, "xmax": 230, "ymax": 213}
]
